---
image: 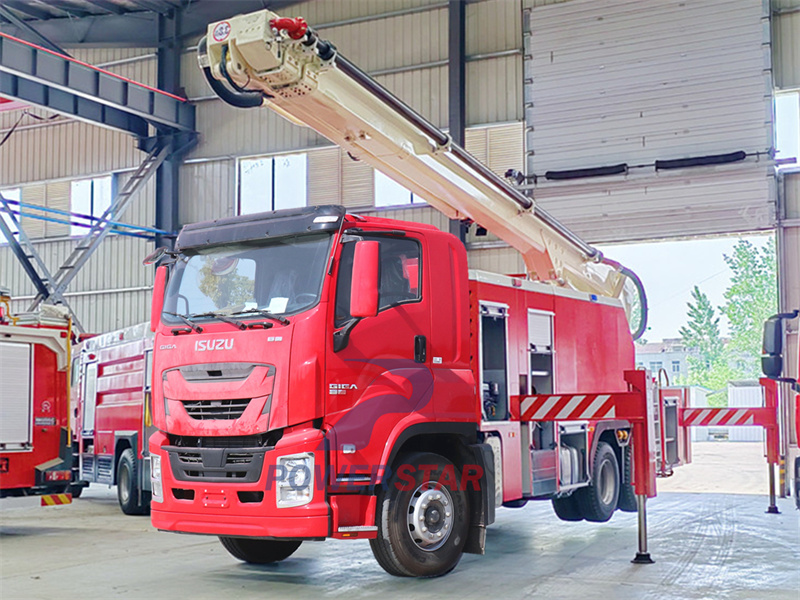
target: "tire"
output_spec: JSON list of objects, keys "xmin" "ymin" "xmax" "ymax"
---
[
  {"xmin": 551, "ymin": 493, "xmax": 583, "ymax": 521},
  {"xmin": 218, "ymin": 537, "xmax": 302, "ymax": 564},
  {"xmin": 69, "ymin": 483, "xmax": 85, "ymax": 499},
  {"xmin": 369, "ymin": 452, "xmax": 469, "ymax": 577},
  {"xmin": 117, "ymin": 448, "xmax": 150, "ymax": 516},
  {"xmin": 617, "ymin": 446, "xmax": 638, "ymax": 513},
  {"xmin": 576, "ymin": 441, "xmax": 619, "ymax": 523}
]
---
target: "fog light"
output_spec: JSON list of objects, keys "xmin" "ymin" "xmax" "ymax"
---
[{"xmin": 276, "ymin": 453, "xmax": 314, "ymax": 508}]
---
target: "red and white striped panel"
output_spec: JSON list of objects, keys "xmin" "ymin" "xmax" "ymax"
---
[
  {"xmin": 681, "ymin": 408, "xmax": 758, "ymax": 427},
  {"xmin": 519, "ymin": 394, "xmax": 615, "ymax": 422}
]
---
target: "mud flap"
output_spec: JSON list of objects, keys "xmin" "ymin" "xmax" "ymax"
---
[{"xmin": 463, "ymin": 442, "xmax": 495, "ymax": 555}]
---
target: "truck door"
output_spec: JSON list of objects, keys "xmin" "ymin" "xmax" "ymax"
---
[{"xmin": 326, "ymin": 232, "xmax": 431, "ymax": 483}]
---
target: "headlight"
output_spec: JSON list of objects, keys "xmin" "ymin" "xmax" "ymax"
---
[
  {"xmin": 151, "ymin": 455, "xmax": 163, "ymax": 502},
  {"xmin": 276, "ymin": 453, "xmax": 314, "ymax": 508}
]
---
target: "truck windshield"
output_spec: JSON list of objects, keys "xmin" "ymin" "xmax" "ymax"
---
[{"xmin": 163, "ymin": 233, "xmax": 332, "ymax": 322}]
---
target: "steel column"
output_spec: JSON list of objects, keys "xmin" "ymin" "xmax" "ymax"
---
[
  {"xmin": 447, "ymin": 0, "xmax": 468, "ymax": 244},
  {"xmin": 155, "ymin": 9, "xmax": 183, "ymax": 248}
]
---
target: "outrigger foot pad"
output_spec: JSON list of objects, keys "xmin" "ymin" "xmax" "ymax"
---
[{"xmin": 632, "ymin": 552, "xmax": 655, "ymax": 564}]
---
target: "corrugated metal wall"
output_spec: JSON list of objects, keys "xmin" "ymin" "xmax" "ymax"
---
[
  {"xmin": 774, "ymin": 1, "xmax": 800, "ymax": 89},
  {"xmin": 523, "ymin": 0, "xmax": 776, "ymax": 243}
]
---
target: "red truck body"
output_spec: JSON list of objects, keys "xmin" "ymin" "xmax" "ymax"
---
[
  {"xmin": 146, "ymin": 207, "xmax": 653, "ymax": 574},
  {"xmin": 0, "ymin": 303, "xmax": 80, "ymax": 507},
  {"xmin": 73, "ymin": 322, "xmax": 154, "ymax": 514}
]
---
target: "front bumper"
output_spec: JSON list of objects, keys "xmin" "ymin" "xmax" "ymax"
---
[{"xmin": 149, "ymin": 427, "xmax": 330, "ymax": 539}]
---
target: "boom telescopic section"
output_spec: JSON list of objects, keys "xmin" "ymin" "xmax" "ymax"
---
[{"xmin": 198, "ymin": 10, "xmax": 647, "ymax": 339}]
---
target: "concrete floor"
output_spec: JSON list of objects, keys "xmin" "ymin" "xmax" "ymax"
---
[{"xmin": 2, "ymin": 444, "xmax": 799, "ymax": 600}]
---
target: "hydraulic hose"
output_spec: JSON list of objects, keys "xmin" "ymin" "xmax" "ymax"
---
[
  {"xmin": 603, "ymin": 257, "xmax": 649, "ymax": 341},
  {"xmin": 198, "ymin": 36, "xmax": 264, "ymax": 109}
]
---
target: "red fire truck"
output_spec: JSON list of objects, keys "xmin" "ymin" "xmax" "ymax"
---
[
  {"xmin": 0, "ymin": 290, "xmax": 85, "ymax": 508},
  {"xmin": 144, "ymin": 10, "xmax": 681, "ymax": 577},
  {"xmin": 73, "ymin": 322, "xmax": 154, "ymax": 514},
  {"xmin": 760, "ymin": 310, "xmax": 800, "ymax": 508}
]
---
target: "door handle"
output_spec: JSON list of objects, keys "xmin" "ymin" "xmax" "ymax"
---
[{"xmin": 414, "ymin": 335, "xmax": 427, "ymax": 363}]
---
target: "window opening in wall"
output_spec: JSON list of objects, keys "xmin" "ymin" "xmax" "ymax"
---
[
  {"xmin": 70, "ymin": 177, "xmax": 112, "ymax": 236},
  {"xmin": 775, "ymin": 92, "xmax": 799, "ymax": 168},
  {"xmin": 0, "ymin": 188, "xmax": 21, "ymax": 236},
  {"xmin": 672, "ymin": 360, "xmax": 681, "ymax": 374},
  {"xmin": 239, "ymin": 153, "xmax": 307, "ymax": 215},
  {"xmin": 374, "ymin": 171, "xmax": 425, "ymax": 208}
]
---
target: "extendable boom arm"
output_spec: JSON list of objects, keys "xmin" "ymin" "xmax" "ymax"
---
[{"xmin": 199, "ymin": 10, "xmax": 647, "ymax": 337}]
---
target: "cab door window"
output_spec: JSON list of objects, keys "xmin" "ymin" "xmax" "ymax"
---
[{"xmin": 335, "ymin": 235, "xmax": 421, "ymax": 328}]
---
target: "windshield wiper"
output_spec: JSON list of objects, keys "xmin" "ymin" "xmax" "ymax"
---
[
  {"xmin": 189, "ymin": 311, "xmax": 247, "ymax": 330},
  {"xmin": 163, "ymin": 312, "xmax": 203, "ymax": 333},
  {"xmin": 233, "ymin": 308, "xmax": 290, "ymax": 326}
]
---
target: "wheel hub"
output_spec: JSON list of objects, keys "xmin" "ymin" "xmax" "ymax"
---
[{"xmin": 407, "ymin": 482, "xmax": 453, "ymax": 551}]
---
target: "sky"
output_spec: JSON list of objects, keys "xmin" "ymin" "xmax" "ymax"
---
[{"xmin": 597, "ymin": 233, "xmax": 774, "ymax": 343}]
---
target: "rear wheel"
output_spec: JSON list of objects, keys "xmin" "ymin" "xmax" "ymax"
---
[
  {"xmin": 218, "ymin": 537, "xmax": 302, "ymax": 564},
  {"xmin": 551, "ymin": 493, "xmax": 583, "ymax": 521},
  {"xmin": 369, "ymin": 452, "xmax": 469, "ymax": 577},
  {"xmin": 617, "ymin": 446, "xmax": 638, "ymax": 512},
  {"xmin": 576, "ymin": 441, "xmax": 619, "ymax": 522},
  {"xmin": 117, "ymin": 448, "xmax": 150, "ymax": 515}
]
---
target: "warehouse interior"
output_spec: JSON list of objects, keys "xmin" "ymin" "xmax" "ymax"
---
[{"xmin": 1, "ymin": 0, "xmax": 799, "ymax": 597}]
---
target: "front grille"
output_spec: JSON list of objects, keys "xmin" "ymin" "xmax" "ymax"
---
[
  {"xmin": 176, "ymin": 451, "xmax": 202, "ymax": 465},
  {"xmin": 168, "ymin": 432, "xmax": 283, "ymax": 449},
  {"xmin": 226, "ymin": 452, "xmax": 255, "ymax": 465},
  {"xmin": 166, "ymin": 446, "xmax": 266, "ymax": 483},
  {"xmin": 181, "ymin": 398, "xmax": 251, "ymax": 420},
  {"xmin": 175, "ymin": 450, "xmax": 254, "ymax": 467}
]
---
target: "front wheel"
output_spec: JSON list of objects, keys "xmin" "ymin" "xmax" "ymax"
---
[
  {"xmin": 218, "ymin": 538, "xmax": 302, "ymax": 564},
  {"xmin": 117, "ymin": 448, "xmax": 150, "ymax": 515},
  {"xmin": 576, "ymin": 441, "xmax": 619, "ymax": 522},
  {"xmin": 369, "ymin": 452, "xmax": 469, "ymax": 577}
]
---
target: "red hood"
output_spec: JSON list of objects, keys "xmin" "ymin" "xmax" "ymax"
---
[{"xmin": 152, "ymin": 321, "xmax": 295, "ymax": 437}]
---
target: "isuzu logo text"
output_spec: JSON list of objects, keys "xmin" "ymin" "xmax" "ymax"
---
[{"xmin": 195, "ymin": 339, "xmax": 234, "ymax": 351}]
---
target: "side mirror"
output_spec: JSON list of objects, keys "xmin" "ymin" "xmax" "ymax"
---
[
  {"xmin": 761, "ymin": 310, "xmax": 800, "ymax": 379},
  {"xmin": 151, "ymin": 266, "xmax": 168, "ymax": 332},
  {"xmin": 143, "ymin": 246, "xmax": 170, "ymax": 266},
  {"xmin": 761, "ymin": 316, "xmax": 783, "ymax": 378},
  {"xmin": 350, "ymin": 240, "xmax": 379, "ymax": 318}
]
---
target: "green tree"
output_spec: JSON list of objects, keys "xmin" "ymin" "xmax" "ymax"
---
[
  {"xmin": 679, "ymin": 286, "xmax": 722, "ymax": 367},
  {"xmin": 720, "ymin": 237, "xmax": 777, "ymax": 379},
  {"xmin": 679, "ymin": 286, "xmax": 731, "ymax": 406}
]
